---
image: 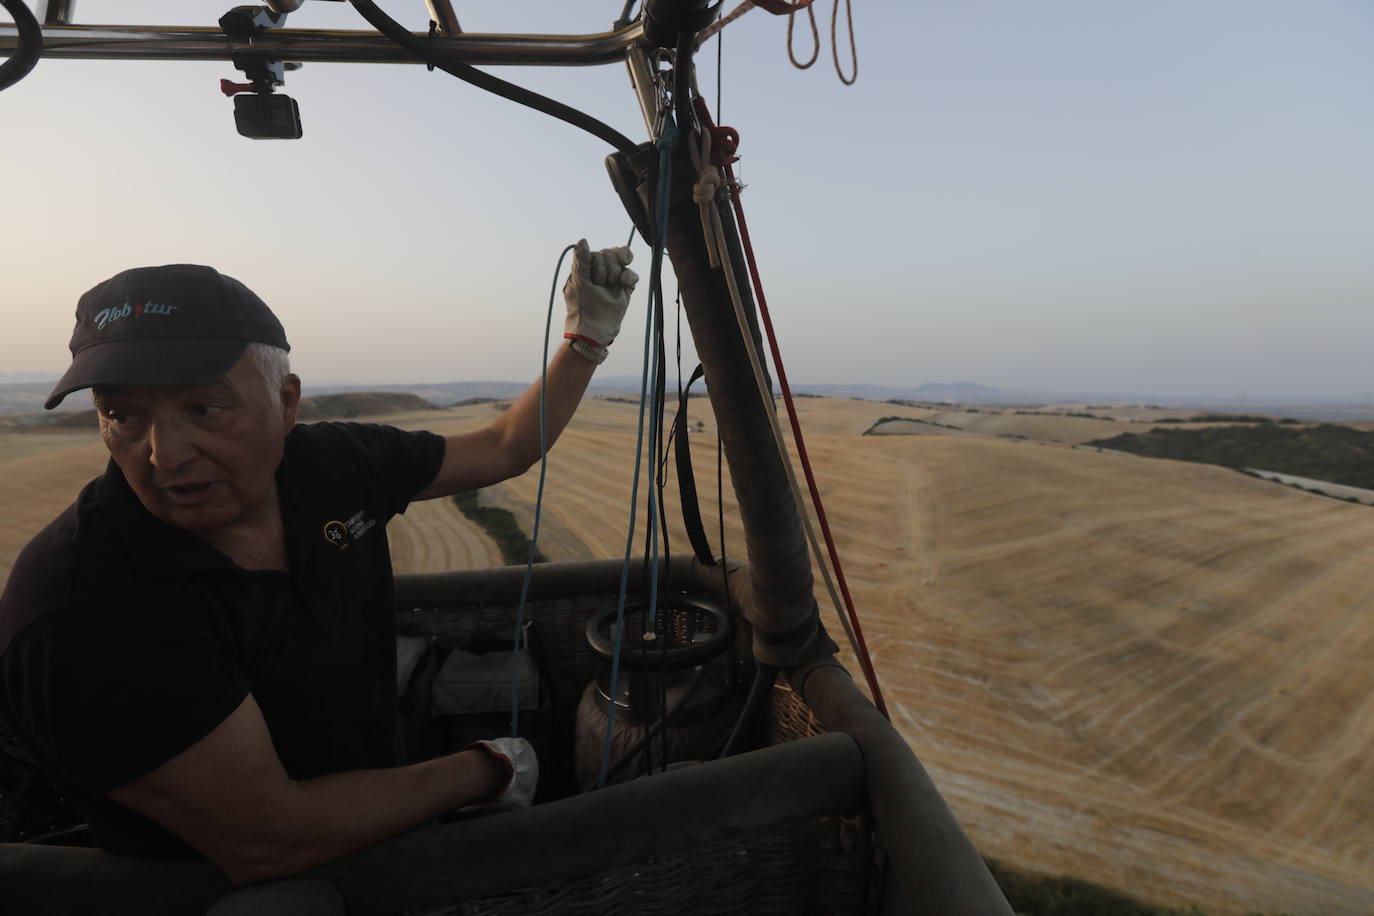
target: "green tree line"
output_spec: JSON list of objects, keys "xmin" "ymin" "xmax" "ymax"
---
[{"xmin": 1086, "ymin": 424, "xmax": 1374, "ymax": 490}]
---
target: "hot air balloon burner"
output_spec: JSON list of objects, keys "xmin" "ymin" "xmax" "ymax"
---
[{"xmin": 574, "ymin": 594, "xmax": 733, "ymax": 788}]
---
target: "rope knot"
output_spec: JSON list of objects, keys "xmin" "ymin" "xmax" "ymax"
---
[
  {"xmin": 655, "ymin": 124, "xmax": 681, "ymax": 151},
  {"xmin": 692, "ymin": 168, "xmax": 721, "ymax": 205}
]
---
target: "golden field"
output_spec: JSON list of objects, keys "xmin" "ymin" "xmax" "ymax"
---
[{"xmin": 1, "ymin": 396, "xmax": 1370, "ymax": 914}]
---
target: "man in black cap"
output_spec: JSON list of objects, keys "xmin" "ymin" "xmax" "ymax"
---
[{"xmin": 0, "ymin": 242, "xmax": 636, "ymax": 885}]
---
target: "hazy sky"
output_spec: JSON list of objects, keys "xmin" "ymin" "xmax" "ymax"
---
[{"xmin": 2, "ymin": 1, "xmax": 1372, "ymax": 400}]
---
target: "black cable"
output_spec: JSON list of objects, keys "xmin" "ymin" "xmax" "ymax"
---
[
  {"xmin": 0, "ymin": 0, "xmax": 42, "ymax": 93},
  {"xmin": 664, "ymin": 287, "xmax": 685, "ymax": 776},
  {"xmin": 664, "ymin": 287, "xmax": 684, "ymax": 481},
  {"xmin": 641, "ymin": 617, "xmax": 655, "ymax": 776},
  {"xmin": 717, "ymin": 662, "xmax": 776, "ymax": 759},
  {"xmin": 717, "ymin": 425, "xmax": 733, "ymax": 723},
  {"xmin": 638, "ymin": 312, "xmax": 666, "ymax": 599},
  {"xmin": 639, "ymin": 285, "xmax": 670, "ymax": 628},
  {"xmin": 638, "ymin": 132, "xmax": 674, "ymax": 620},
  {"xmin": 347, "ymin": 0, "xmax": 636, "ymax": 155},
  {"xmin": 713, "ymin": 367, "xmax": 739, "ymax": 758},
  {"xmin": 653, "ymin": 279, "xmax": 671, "ymax": 572},
  {"xmin": 715, "ymin": 10, "xmax": 722, "ymax": 120},
  {"xmin": 717, "ymin": 418, "xmax": 728, "ymax": 572},
  {"xmin": 613, "ymin": 0, "xmax": 641, "ymax": 31},
  {"xmin": 673, "ymin": 31, "xmax": 696, "ymax": 135},
  {"xmin": 656, "ymin": 626, "xmax": 668, "ymax": 774}
]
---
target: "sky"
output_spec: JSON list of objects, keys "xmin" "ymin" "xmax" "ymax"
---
[{"xmin": 1, "ymin": 1, "xmax": 1372, "ymax": 401}]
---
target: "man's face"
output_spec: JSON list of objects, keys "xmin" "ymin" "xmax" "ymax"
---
[{"xmin": 94, "ymin": 355, "xmax": 300, "ymax": 537}]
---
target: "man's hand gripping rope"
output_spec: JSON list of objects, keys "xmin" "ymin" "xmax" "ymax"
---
[{"xmin": 563, "ymin": 239, "xmax": 638, "ymax": 364}]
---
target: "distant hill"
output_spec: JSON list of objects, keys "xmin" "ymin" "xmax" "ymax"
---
[
  {"xmin": 294, "ymin": 392, "xmax": 439, "ymax": 421},
  {"xmin": 1087, "ymin": 423, "xmax": 1374, "ymax": 489},
  {"xmin": 302, "ymin": 381, "xmax": 527, "ymax": 405},
  {"xmin": 0, "ymin": 392, "xmax": 442, "ymax": 431},
  {"xmin": 0, "ymin": 409, "xmax": 99, "ymax": 431},
  {"xmin": 911, "ymin": 381, "xmax": 1004, "ymax": 400},
  {"xmin": 5, "ymin": 378, "xmax": 1371, "ymax": 421},
  {"xmin": 0, "ymin": 383, "xmax": 82, "ymax": 417}
]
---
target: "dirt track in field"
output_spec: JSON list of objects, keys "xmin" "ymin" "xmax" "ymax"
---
[{"xmin": 2, "ymin": 398, "xmax": 1371, "ymax": 914}]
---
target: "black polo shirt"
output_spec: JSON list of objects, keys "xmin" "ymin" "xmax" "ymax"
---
[{"xmin": 0, "ymin": 421, "xmax": 445, "ymax": 855}]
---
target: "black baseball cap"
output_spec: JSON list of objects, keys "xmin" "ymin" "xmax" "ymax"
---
[{"xmin": 46, "ymin": 265, "xmax": 290, "ymax": 409}]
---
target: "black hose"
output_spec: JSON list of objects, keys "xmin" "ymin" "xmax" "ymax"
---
[
  {"xmin": 0, "ymin": 0, "xmax": 42, "ymax": 93},
  {"xmin": 673, "ymin": 31, "xmax": 696, "ymax": 135},
  {"xmin": 717, "ymin": 662, "xmax": 776, "ymax": 759},
  {"xmin": 347, "ymin": 0, "xmax": 637, "ymax": 155},
  {"xmin": 613, "ymin": 1, "xmax": 641, "ymax": 31}
]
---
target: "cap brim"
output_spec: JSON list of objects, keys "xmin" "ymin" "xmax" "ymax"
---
[{"xmin": 45, "ymin": 338, "xmax": 249, "ymax": 409}]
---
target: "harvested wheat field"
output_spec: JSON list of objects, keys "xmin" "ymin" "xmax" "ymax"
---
[
  {"xmin": 868, "ymin": 408, "xmax": 1265, "ymax": 446},
  {"xmin": 386, "ymin": 397, "xmax": 1374, "ymax": 915},
  {"xmin": 2, "ymin": 396, "xmax": 1371, "ymax": 914},
  {"xmin": 0, "ymin": 433, "xmax": 107, "ymax": 582}
]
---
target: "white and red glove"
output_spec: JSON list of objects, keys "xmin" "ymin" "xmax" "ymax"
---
[
  {"xmin": 467, "ymin": 736, "xmax": 539, "ymax": 809},
  {"xmin": 563, "ymin": 239, "xmax": 637, "ymax": 361}
]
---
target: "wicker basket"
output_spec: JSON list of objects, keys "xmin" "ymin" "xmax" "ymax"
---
[{"xmin": 441, "ymin": 816, "xmax": 872, "ymax": 916}]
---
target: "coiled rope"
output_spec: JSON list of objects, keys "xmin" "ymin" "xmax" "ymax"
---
[
  {"xmin": 786, "ymin": 2, "xmax": 820, "ymax": 70},
  {"xmin": 695, "ymin": 0, "xmax": 856, "ymax": 84}
]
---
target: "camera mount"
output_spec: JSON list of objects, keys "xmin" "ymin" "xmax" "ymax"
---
[{"xmin": 218, "ymin": 4, "xmax": 303, "ymax": 139}]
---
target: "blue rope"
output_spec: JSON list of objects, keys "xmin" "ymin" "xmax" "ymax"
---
[
  {"xmin": 510, "ymin": 243, "xmax": 574, "ymax": 738},
  {"xmin": 596, "ymin": 259, "xmax": 657, "ymax": 786},
  {"xmin": 597, "ymin": 119, "xmax": 678, "ymax": 788}
]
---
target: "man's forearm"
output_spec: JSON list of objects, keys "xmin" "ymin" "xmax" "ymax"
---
[
  {"xmin": 222, "ymin": 749, "xmax": 502, "ymax": 884},
  {"xmin": 491, "ymin": 342, "xmax": 598, "ymax": 473}
]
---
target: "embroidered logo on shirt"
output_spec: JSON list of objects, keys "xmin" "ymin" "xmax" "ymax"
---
[
  {"xmin": 322, "ymin": 510, "xmax": 378, "ymax": 550},
  {"xmin": 323, "ymin": 520, "xmax": 349, "ymax": 549}
]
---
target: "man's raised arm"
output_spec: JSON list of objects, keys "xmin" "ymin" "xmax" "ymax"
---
[{"xmin": 414, "ymin": 240, "xmax": 637, "ymax": 500}]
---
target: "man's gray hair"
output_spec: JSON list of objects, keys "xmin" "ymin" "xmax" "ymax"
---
[{"xmin": 245, "ymin": 342, "xmax": 291, "ymax": 406}]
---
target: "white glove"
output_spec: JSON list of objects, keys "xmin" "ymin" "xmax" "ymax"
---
[
  {"xmin": 563, "ymin": 239, "xmax": 638, "ymax": 349},
  {"xmin": 468, "ymin": 737, "xmax": 539, "ymax": 808}
]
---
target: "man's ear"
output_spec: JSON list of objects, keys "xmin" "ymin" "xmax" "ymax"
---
[{"xmin": 280, "ymin": 374, "xmax": 302, "ymax": 428}]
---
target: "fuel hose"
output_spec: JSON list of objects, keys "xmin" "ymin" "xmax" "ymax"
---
[{"xmin": 347, "ymin": 0, "xmax": 637, "ymax": 155}]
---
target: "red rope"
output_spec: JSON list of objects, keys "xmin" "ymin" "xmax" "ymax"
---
[{"xmin": 693, "ymin": 99, "xmax": 889, "ymax": 718}]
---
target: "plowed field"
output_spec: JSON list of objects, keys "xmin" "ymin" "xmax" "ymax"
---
[{"xmin": 2, "ymin": 397, "xmax": 1370, "ymax": 914}]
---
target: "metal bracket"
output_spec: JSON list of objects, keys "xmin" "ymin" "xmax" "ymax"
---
[
  {"xmin": 232, "ymin": 55, "xmax": 287, "ymax": 91},
  {"xmin": 625, "ymin": 39, "xmax": 676, "ymax": 141},
  {"xmin": 36, "ymin": 1, "xmax": 76, "ymax": 26},
  {"xmin": 425, "ymin": 0, "xmax": 462, "ymax": 35},
  {"xmin": 219, "ymin": 5, "xmax": 289, "ymax": 41},
  {"xmin": 219, "ymin": 5, "xmax": 302, "ymax": 92}
]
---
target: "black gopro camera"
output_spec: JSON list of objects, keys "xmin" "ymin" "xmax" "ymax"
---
[{"xmin": 232, "ymin": 94, "xmax": 303, "ymax": 140}]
